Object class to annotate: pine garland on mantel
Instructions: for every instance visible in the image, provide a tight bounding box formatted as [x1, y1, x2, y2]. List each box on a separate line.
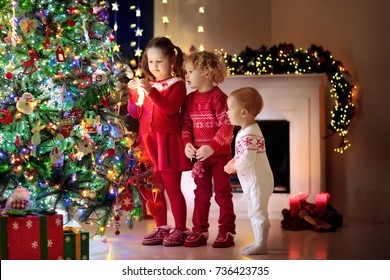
[218, 43, 356, 153]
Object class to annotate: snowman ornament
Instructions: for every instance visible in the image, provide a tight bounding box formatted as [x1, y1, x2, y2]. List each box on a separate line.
[16, 92, 36, 115]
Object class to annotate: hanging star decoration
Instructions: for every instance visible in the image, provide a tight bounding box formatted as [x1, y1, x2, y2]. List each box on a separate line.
[134, 48, 142, 57]
[112, 2, 119, 11]
[135, 28, 143, 37]
[113, 44, 120, 52]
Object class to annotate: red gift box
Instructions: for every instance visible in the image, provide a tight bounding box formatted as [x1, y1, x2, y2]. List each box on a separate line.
[0, 214, 64, 260]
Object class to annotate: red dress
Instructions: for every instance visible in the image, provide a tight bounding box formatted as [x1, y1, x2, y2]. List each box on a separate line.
[127, 77, 192, 172]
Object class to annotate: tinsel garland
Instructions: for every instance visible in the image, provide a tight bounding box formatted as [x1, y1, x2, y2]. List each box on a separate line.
[220, 43, 355, 153]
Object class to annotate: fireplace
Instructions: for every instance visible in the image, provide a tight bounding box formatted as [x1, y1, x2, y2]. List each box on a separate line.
[230, 120, 290, 194]
[181, 74, 327, 218]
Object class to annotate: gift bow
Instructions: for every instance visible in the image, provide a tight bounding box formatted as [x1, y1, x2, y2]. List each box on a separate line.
[63, 226, 82, 260]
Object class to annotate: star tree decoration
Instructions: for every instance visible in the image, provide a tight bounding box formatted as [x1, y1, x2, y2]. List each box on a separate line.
[218, 43, 356, 153]
[0, 0, 152, 234]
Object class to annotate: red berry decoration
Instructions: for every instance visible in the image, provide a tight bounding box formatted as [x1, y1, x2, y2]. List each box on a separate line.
[5, 72, 13, 79]
[67, 19, 75, 27]
[115, 230, 120, 235]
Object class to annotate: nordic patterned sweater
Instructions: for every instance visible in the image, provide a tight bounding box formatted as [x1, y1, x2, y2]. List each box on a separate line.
[181, 86, 233, 155]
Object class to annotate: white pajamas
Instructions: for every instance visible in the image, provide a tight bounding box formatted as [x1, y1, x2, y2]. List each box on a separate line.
[234, 123, 274, 229]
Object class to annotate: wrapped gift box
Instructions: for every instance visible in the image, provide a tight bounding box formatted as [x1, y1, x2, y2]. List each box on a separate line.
[0, 214, 63, 260]
[63, 229, 89, 260]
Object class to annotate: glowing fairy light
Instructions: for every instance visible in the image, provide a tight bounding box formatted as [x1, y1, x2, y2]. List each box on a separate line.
[135, 79, 145, 106]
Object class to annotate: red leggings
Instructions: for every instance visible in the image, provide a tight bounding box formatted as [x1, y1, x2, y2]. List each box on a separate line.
[141, 170, 187, 230]
[192, 154, 236, 234]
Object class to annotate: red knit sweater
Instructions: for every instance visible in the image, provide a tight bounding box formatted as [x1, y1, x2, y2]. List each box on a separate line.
[181, 86, 233, 155]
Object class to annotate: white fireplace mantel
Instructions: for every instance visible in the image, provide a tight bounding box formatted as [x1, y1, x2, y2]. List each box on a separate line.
[181, 74, 328, 219]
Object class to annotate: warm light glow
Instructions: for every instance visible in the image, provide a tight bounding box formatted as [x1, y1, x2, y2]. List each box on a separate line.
[162, 16, 169, 24]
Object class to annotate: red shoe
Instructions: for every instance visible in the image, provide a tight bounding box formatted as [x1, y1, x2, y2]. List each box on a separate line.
[142, 226, 171, 245]
[184, 232, 208, 247]
[212, 232, 235, 248]
[163, 228, 191, 247]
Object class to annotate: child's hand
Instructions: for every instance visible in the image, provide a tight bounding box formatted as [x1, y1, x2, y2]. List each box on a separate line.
[195, 145, 214, 161]
[127, 79, 138, 90]
[137, 79, 152, 95]
[184, 143, 197, 159]
[224, 159, 237, 174]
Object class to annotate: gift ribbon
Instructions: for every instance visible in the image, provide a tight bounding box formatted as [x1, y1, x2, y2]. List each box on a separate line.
[40, 216, 48, 259]
[0, 217, 8, 259]
[64, 226, 81, 260]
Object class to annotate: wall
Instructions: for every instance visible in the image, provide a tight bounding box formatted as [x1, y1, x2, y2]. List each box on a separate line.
[271, 0, 390, 223]
[154, 0, 271, 54]
[153, 0, 390, 223]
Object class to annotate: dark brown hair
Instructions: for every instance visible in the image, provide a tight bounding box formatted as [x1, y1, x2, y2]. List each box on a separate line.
[141, 37, 185, 81]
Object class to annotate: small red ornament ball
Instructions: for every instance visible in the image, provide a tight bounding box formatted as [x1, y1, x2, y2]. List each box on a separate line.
[109, 34, 115, 42]
[5, 72, 13, 79]
[115, 230, 120, 235]
[67, 19, 75, 27]
[114, 215, 120, 221]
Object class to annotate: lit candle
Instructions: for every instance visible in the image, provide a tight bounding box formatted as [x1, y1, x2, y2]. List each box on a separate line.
[315, 192, 330, 214]
[289, 194, 301, 216]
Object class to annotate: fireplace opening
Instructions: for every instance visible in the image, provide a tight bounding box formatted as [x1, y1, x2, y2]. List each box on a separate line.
[230, 120, 290, 193]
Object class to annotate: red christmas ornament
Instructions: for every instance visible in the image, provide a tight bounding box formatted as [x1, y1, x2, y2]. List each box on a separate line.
[56, 45, 65, 62]
[14, 135, 20, 146]
[115, 230, 120, 235]
[100, 95, 110, 108]
[107, 148, 115, 157]
[109, 34, 115, 42]
[67, 19, 75, 27]
[145, 187, 163, 216]
[0, 109, 13, 124]
[120, 183, 134, 211]
[5, 72, 13, 79]
[21, 50, 39, 75]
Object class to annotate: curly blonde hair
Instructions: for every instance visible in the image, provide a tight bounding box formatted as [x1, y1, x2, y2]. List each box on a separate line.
[184, 51, 227, 85]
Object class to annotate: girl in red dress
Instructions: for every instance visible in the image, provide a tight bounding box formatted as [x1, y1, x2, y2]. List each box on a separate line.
[127, 37, 192, 246]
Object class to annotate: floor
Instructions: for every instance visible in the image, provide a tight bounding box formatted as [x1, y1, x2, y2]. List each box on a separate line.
[87, 216, 390, 260]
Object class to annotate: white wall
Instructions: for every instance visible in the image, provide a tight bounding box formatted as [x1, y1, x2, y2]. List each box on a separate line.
[153, 0, 390, 223]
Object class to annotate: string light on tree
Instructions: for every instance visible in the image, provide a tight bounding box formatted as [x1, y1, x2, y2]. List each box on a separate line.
[0, 0, 149, 235]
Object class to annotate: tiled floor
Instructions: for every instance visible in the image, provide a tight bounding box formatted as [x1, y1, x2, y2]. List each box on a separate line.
[88, 216, 390, 260]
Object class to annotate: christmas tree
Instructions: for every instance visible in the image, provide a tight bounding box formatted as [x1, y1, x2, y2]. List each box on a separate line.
[0, 0, 148, 235]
